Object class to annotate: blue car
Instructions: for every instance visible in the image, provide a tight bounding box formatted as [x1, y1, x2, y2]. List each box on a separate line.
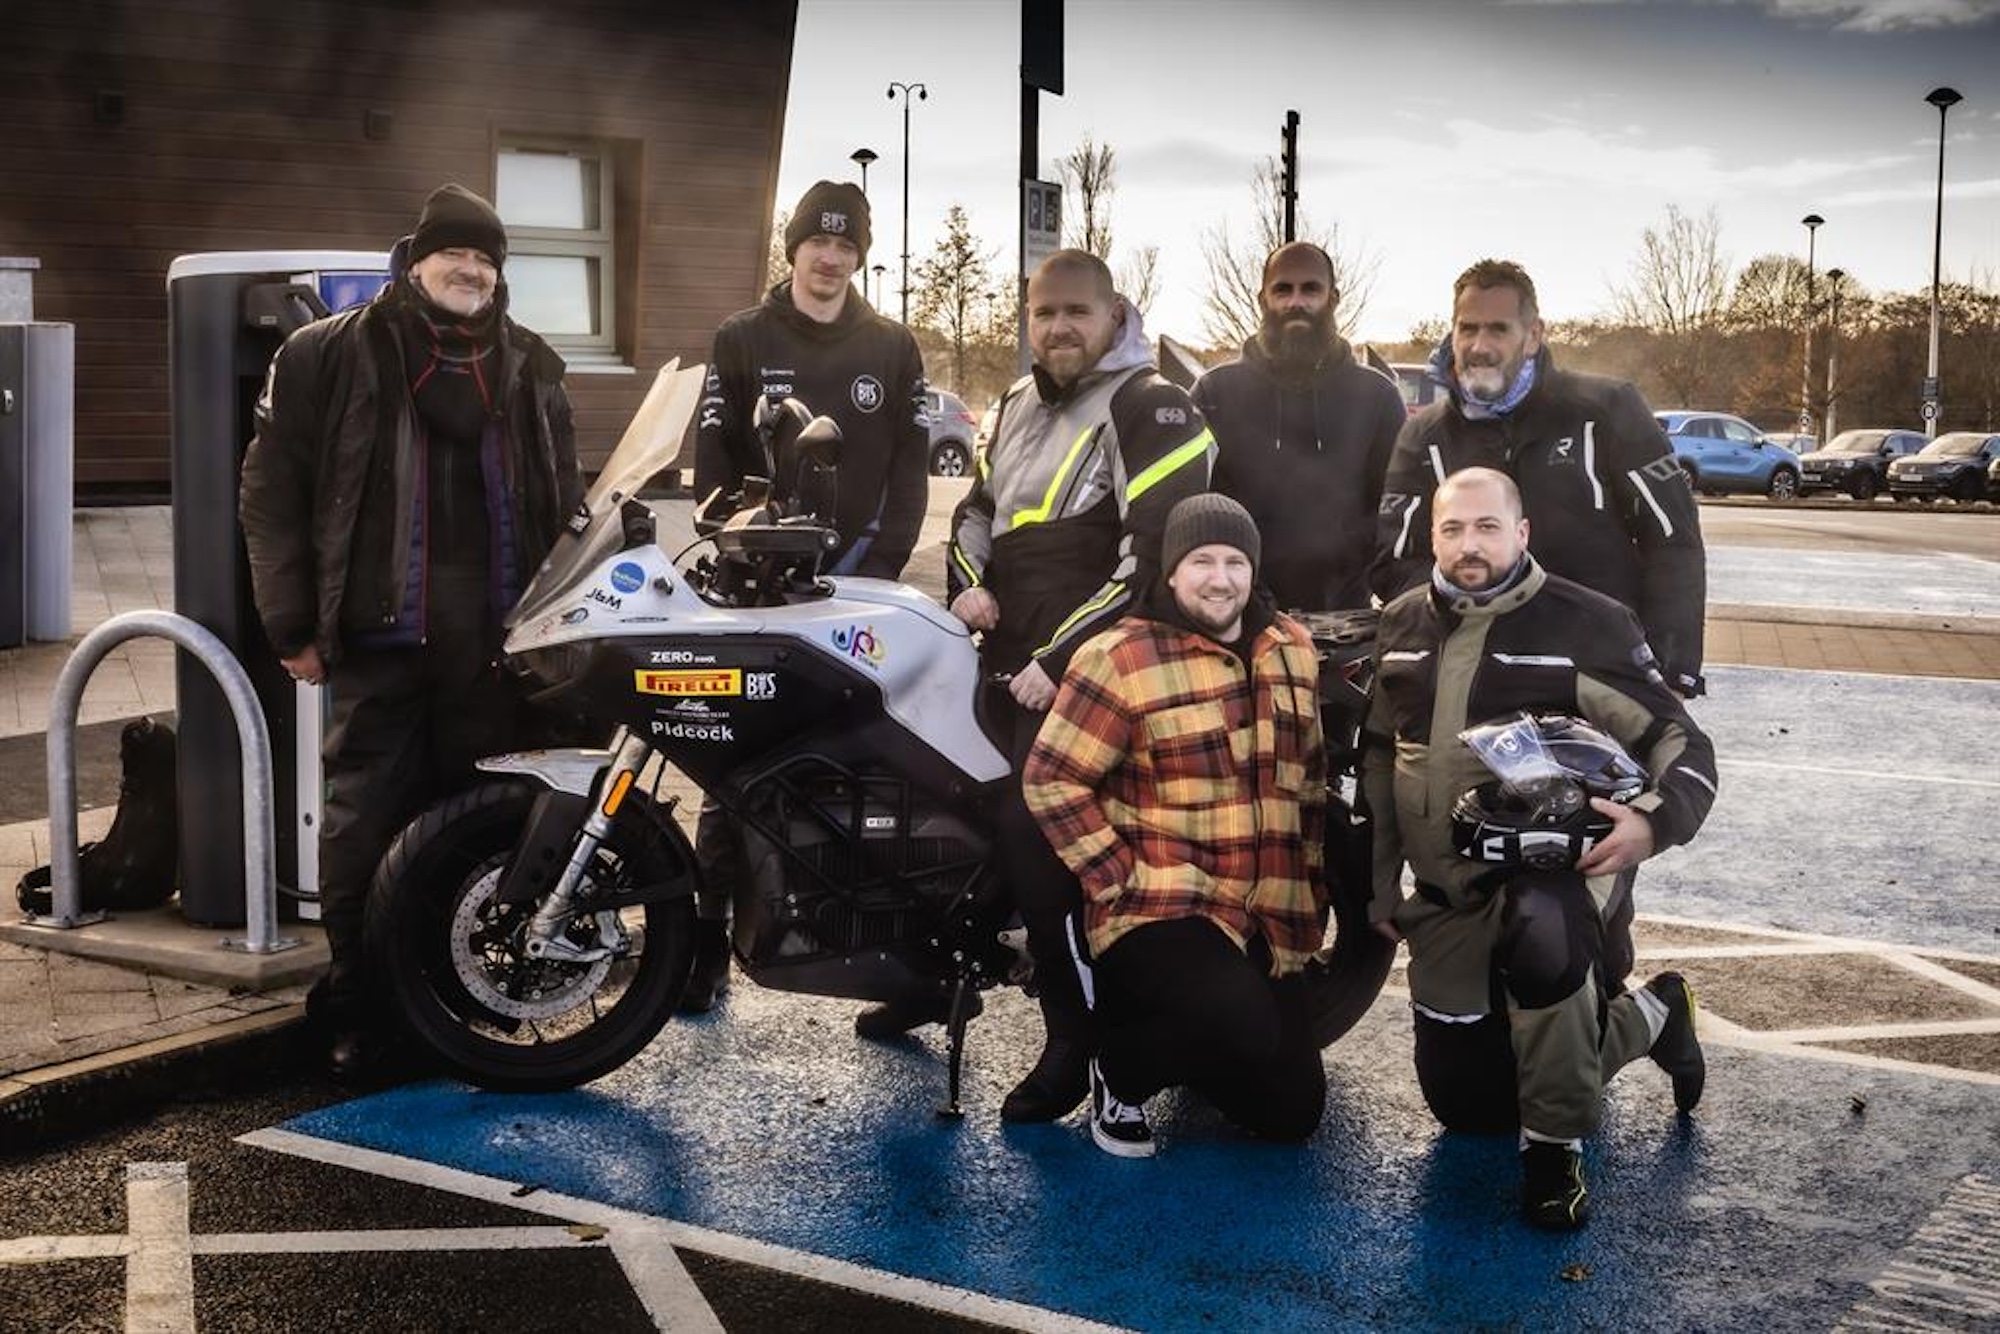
[1653, 411, 1803, 501]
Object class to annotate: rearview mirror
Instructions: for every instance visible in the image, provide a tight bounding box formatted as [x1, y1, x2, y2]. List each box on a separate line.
[796, 414, 843, 469]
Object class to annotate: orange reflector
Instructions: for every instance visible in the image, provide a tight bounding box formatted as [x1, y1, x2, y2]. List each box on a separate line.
[602, 770, 635, 818]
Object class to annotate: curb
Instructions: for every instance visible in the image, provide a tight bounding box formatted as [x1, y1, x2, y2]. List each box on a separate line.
[0, 1004, 307, 1155]
[1707, 603, 2000, 636]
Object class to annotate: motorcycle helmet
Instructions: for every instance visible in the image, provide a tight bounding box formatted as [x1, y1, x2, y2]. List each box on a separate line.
[1450, 713, 1647, 871]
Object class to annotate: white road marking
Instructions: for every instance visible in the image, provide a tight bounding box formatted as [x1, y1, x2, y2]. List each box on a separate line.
[1840, 1174, 2000, 1331]
[124, 1162, 194, 1334]
[1713, 755, 2000, 790]
[0, 1159, 724, 1334]
[239, 1127, 1132, 1334]
[1754, 1019, 2000, 1045]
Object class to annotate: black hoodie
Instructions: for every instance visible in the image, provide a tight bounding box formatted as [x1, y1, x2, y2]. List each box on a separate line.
[1192, 333, 1405, 613]
[694, 282, 929, 579]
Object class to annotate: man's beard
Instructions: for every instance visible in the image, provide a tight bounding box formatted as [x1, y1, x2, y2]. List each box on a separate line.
[1261, 304, 1334, 375]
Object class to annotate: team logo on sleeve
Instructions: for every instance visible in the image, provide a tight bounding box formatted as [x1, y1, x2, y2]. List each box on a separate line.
[851, 375, 884, 412]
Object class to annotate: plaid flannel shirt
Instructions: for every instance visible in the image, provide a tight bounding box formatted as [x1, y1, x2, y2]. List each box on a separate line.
[1022, 612, 1328, 975]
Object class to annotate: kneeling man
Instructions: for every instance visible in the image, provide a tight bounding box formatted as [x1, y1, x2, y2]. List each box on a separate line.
[1024, 494, 1328, 1157]
[1363, 466, 1716, 1228]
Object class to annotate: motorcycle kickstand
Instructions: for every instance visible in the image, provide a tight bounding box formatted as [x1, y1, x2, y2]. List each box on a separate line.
[936, 977, 976, 1121]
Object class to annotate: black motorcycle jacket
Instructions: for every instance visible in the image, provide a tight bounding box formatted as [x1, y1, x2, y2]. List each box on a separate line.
[241, 266, 581, 662]
[1193, 332, 1405, 612]
[1359, 556, 1718, 919]
[947, 302, 1214, 679]
[1368, 349, 1707, 695]
[693, 282, 929, 580]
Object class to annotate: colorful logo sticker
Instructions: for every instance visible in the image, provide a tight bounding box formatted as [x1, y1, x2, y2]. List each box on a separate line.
[634, 669, 744, 697]
[610, 561, 646, 595]
[832, 625, 885, 667]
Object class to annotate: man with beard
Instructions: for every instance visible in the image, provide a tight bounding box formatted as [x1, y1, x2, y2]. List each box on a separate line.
[685, 179, 932, 1013]
[241, 184, 583, 1079]
[1362, 466, 1714, 1228]
[944, 249, 1214, 1122]
[1024, 495, 1329, 1157]
[1370, 259, 1706, 699]
[1193, 242, 1405, 611]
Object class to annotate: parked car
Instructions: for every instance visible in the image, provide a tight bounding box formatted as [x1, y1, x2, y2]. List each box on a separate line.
[1390, 363, 1447, 416]
[925, 388, 977, 477]
[1798, 428, 1928, 500]
[1653, 411, 1804, 500]
[1989, 450, 2000, 500]
[1765, 431, 1817, 455]
[1885, 431, 2000, 503]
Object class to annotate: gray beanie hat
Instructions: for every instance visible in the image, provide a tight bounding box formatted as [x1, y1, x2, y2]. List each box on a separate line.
[1162, 493, 1261, 576]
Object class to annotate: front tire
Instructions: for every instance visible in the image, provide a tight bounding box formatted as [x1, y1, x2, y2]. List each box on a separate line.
[1766, 467, 1800, 501]
[1304, 816, 1396, 1048]
[1848, 472, 1878, 501]
[365, 781, 697, 1092]
[930, 439, 971, 478]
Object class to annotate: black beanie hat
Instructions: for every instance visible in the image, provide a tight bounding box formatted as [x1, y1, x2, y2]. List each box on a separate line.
[784, 180, 871, 263]
[410, 183, 508, 269]
[1162, 493, 1261, 576]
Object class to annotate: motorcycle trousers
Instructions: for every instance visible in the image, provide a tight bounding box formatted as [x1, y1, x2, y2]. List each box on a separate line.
[1405, 867, 1652, 1139]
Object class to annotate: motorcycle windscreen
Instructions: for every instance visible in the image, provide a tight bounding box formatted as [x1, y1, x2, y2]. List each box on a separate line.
[506, 358, 706, 631]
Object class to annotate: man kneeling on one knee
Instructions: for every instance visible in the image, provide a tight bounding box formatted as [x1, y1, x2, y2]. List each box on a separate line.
[1023, 494, 1329, 1158]
[1362, 465, 1717, 1229]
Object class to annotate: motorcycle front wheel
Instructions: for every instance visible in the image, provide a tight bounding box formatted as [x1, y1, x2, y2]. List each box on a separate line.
[1304, 812, 1397, 1048]
[365, 781, 696, 1092]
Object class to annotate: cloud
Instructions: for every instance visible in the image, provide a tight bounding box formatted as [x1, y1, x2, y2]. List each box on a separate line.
[1501, 0, 1999, 28]
[1824, 176, 2000, 205]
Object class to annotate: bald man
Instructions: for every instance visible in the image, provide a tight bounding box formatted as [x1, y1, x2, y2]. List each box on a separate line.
[1362, 466, 1717, 1231]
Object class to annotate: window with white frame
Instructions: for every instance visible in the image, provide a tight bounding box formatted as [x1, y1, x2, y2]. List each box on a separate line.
[494, 139, 618, 361]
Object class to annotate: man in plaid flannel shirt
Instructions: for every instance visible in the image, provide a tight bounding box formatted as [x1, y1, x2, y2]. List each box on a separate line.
[1023, 494, 1330, 1157]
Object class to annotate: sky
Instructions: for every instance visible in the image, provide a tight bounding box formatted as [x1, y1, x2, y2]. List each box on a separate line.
[775, 0, 2000, 347]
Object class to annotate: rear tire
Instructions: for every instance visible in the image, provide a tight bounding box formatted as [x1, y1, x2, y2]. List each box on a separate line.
[930, 439, 971, 478]
[1304, 817, 1396, 1048]
[365, 781, 696, 1092]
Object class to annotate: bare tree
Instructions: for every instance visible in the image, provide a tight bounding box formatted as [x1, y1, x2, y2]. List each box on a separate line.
[1060, 134, 1116, 259]
[912, 205, 998, 393]
[1198, 156, 1376, 347]
[1609, 205, 1731, 405]
[764, 208, 790, 293]
[1117, 244, 1161, 318]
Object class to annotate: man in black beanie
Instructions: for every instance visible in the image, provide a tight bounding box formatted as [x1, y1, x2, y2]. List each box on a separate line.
[685, 177, 931, 1011]
[241, 182, 583, 1079]
[1024, 494, 1330, 1156]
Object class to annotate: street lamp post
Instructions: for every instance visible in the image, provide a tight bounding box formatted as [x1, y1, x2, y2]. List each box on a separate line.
[849, 147, 878, 197]
[1798, 213, 1823, 438]
[871, 264, 886, 309]
[1823, 268, 1845, 441]
[886, 81, 927, 325]
[1923, 86, 1962, 438]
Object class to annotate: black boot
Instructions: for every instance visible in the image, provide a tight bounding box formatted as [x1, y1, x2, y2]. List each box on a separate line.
[679, 919, 732, 1014]
[1001, 1031, 1091, 1123]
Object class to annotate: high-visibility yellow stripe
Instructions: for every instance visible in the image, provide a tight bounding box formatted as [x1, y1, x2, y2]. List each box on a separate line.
[1036, 583, 1123, 657]
[951, 545, 981, 586]
[1125, 429, 1214, 503]
[1010, 425, 1097, 529]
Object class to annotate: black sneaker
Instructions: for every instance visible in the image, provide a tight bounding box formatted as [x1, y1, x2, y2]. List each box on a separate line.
[1088, 1059, 1155, 1158]
[1520, 1140, 1589, 1230]
[1644, 972, 1705, 1114]
[678, 920, 732, 1014]
[853, 990, 983, 1040]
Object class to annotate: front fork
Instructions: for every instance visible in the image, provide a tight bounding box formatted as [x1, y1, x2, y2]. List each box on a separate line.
[523, 727, 654, 964]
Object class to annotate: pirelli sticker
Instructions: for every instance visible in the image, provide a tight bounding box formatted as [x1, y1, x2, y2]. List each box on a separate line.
[634, 668, 742, 697]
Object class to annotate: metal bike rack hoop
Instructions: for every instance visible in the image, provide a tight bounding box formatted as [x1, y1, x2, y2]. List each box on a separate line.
[33, 610, 299, 954]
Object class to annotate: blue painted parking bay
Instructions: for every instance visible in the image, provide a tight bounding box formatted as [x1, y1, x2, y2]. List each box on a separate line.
[276, 665, 2000, 1331]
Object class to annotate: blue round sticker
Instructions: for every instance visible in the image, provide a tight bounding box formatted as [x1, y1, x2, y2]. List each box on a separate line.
[609, 561, 645, 595]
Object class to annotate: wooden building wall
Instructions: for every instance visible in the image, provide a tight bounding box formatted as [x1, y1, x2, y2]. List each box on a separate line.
[0, 0, 796, 488]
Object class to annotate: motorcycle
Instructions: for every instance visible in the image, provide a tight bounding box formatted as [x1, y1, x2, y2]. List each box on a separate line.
[365, 360, 1392, 1109]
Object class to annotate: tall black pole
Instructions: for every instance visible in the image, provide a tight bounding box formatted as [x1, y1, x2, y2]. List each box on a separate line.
[1282, 110, 1299, 243]
[1924, 86, 1961, 438]
[1019, 82, 1038, 375]
[887, 82, 926, 326]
